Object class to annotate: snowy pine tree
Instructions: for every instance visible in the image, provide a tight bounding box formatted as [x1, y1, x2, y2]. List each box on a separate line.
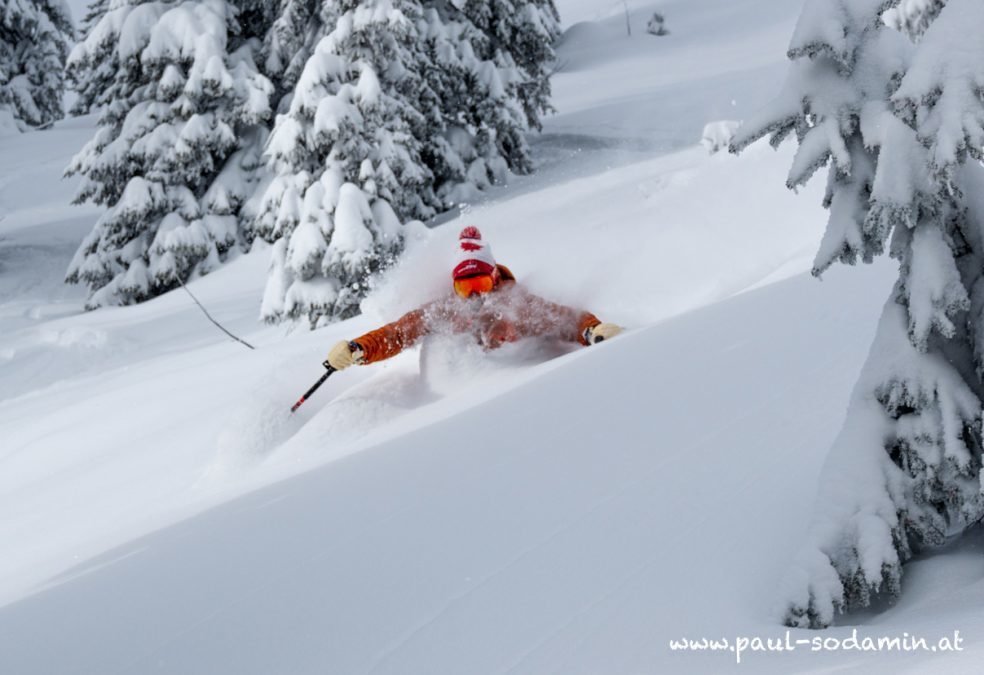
[418, 0, 559, 203]
[452, 0, 560, 133]
[255, 0, 423, 325]
[731, 0, 984, 628]
[0, 0, 73, 130]
[66, 0, 274, 308]
[255, 0, 560, 326]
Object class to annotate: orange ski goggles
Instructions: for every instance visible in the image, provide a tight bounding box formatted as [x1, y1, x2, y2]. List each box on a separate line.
[453, 273, 495, 298]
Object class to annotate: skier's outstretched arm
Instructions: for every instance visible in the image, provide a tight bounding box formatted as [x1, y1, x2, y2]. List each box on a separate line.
[519, 291, 622, 345]
[327, 307, 431, 369]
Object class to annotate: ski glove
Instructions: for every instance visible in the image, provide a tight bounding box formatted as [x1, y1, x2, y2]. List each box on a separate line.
[585, 323, 623, 344]
[326, 340, 365, 370]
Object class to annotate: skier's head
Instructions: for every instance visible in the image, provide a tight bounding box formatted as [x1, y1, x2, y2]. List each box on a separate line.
[452, 226, 499, 298]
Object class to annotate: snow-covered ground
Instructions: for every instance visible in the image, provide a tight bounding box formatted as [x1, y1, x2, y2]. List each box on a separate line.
[2, 1, 979, 673]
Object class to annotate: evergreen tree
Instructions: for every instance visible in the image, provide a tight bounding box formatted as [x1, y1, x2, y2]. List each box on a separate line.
[65, 0, 274, 309]
[256, 0, 560, 326]
[419, 0, 560, 190]
[452, 0, 560, 132]
[256, 0, 423, 325]
[417, 0, 552, 204]
[0, 0, 73, 130]
[731, 0, 984, 628]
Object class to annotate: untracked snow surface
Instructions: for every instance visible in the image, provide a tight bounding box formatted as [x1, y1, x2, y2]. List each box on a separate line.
[2, 1, 981, 674]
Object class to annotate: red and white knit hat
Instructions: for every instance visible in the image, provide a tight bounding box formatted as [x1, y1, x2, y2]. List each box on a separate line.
[452, 226, 496, 280]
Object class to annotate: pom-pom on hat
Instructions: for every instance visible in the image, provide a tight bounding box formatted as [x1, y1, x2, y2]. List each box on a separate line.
[452, 226, 497, 280]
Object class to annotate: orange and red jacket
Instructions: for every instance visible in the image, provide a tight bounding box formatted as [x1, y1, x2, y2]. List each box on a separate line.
[353, 265, 601, 365]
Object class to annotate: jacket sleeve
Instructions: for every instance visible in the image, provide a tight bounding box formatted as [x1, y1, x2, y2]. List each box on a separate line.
[352, 307, 431, 364]
[517, 291, 601, 346]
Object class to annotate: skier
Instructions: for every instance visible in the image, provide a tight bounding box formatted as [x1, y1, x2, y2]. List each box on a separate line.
[326, 227, 623, 370]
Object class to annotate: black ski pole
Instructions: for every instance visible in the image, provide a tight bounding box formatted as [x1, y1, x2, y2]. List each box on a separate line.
[290, 362, 337, 413]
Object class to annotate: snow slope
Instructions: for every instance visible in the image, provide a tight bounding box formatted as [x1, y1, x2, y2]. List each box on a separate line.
[1, 261, 908, 675]
[2, 1, 978, 673]
[0, 134, 828, 615]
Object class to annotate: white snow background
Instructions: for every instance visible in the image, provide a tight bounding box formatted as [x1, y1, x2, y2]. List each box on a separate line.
[3, 0, 982, 673]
